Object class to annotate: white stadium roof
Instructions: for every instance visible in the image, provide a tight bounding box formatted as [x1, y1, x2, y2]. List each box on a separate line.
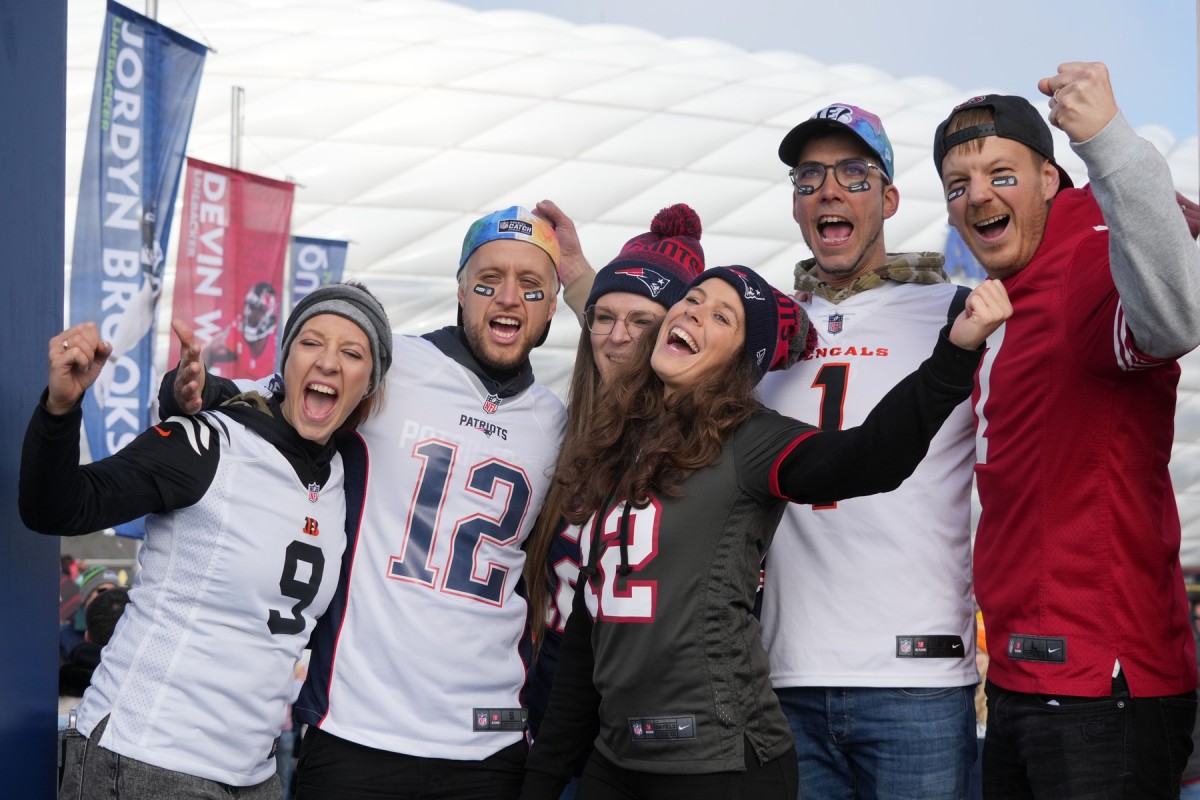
[65, 0, 1200, 564]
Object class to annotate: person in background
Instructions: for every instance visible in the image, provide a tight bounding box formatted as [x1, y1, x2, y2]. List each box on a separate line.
[934, 62, 1200, 797]
[522, 203, 705, 798]
[1182, 580, 1200, 800]
[758, 102, 980, 800]
[59, 566, 123, 663]
[23, 282, 392, 797]
[59, 587, 131, 700]
[59, 556, 81, 627]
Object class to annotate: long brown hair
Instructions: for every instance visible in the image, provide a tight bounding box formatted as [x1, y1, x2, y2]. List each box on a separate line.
[556, 329, 760, 519]
[523, 323, 761, 642]
[523, 328, 607, 643]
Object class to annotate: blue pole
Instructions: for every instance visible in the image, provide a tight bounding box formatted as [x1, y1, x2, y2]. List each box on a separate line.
[0, 1, 68, 796]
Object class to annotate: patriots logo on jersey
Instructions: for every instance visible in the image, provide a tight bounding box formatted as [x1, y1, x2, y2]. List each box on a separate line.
[307, 482, 321, 502]
[614, 267, 671, 298]
[483, 393, 501, 414]
[828, 313, 844, 334]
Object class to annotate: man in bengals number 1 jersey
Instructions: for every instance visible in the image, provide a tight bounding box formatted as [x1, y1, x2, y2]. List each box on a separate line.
[757, 104, 981, 799]
[161, 206, 567, 800]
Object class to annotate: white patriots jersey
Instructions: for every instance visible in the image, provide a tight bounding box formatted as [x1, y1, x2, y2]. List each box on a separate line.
[310, 334, 566, 759]
[77, 413, 346, 786]
[758, 281, 979, 688]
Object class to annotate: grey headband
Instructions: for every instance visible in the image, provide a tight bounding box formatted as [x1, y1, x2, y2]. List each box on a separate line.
[280, 284, 393, 394]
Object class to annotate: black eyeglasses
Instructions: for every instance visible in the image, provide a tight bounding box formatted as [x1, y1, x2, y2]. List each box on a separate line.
[788, 158, 888, 195]
[585, 306, 661, 337]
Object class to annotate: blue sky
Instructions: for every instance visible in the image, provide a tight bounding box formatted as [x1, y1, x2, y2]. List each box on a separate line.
[458, 0, 1198, 140]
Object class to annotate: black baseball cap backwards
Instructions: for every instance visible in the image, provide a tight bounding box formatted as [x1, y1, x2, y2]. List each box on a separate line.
[933, 94, 1073, 190]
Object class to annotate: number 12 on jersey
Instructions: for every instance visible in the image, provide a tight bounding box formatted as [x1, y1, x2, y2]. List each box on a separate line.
[387, 439, 532, 606]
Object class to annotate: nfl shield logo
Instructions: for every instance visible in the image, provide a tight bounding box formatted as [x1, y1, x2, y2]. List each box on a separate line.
[307, 483, 321, 503]
[828, 313, 844, 334]
[899, 638, 912, 655]
[632, 722, 643, 737]
[477, 711, 488, 728]
[483, 393, 500, 414]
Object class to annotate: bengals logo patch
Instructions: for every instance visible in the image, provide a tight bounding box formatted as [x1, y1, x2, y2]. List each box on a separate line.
[301, 517, 320, 537]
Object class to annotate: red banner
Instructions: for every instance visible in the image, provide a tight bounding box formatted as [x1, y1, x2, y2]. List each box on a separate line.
[171, 157, 295, 379]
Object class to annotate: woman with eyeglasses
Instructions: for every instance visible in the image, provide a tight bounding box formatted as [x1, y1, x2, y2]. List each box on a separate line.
[518, 252, 1011, 798]
[522, 204, 705, 756]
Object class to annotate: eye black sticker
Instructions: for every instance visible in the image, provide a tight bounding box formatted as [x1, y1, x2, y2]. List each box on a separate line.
[474, 284, 495, 297]
[523, 290, 545, 301]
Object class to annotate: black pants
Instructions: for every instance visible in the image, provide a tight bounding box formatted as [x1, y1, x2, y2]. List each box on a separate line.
[295, 726, 526, 800]
[575, 737, 797, 799]
[982, 679, 1197, 799]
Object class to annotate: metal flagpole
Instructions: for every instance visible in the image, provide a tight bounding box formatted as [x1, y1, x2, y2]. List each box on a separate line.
[231, 86, 245, 170]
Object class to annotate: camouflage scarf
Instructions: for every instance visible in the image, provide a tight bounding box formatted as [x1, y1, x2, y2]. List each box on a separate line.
[793, 252, 948, 304]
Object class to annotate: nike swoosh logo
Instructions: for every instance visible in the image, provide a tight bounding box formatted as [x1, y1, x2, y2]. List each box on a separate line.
[678, 724, 690, 731]
[952, 643, 962, 649]
[1048, 648, 1061, 653]
[153, 425, 171, 437]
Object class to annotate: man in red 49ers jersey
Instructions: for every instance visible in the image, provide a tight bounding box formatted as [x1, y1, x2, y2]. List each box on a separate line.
[935, 63, 1200, 798]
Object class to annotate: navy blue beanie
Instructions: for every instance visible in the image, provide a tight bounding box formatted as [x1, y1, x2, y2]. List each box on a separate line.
[690, 266, 814, 384]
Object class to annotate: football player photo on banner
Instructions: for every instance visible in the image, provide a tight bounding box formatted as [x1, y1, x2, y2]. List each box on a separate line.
[68, 0, 206, 536]
[170, 157, 295, 380]
[290, 235, 348, 308]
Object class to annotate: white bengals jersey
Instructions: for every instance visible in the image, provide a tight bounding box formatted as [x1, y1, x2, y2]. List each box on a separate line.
[302, 333, 566, 759]
[77, 412, 346, 786]
[758, 281, 979, 688]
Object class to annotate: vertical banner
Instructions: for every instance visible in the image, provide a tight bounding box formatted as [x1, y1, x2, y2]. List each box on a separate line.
[171, 158, 295, 381]
[290, 235, 348, 309]
[69, 1, 206, 536]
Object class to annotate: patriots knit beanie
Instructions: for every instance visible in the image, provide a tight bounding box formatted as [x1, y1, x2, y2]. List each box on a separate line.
[280, 282, 394, 394]
[586, 204, 705, 311]
[692, 266, 816, 384]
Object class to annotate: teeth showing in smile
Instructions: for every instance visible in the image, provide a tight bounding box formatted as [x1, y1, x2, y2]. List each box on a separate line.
[974, 214, 1010, 237]
[817, 215, 853, 244]
[669, 326, 698, 353]
[308, 383, 335, 395]
[491, 316, 520, 339]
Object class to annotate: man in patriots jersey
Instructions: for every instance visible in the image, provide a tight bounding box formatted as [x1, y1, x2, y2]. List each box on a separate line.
[758, 103, 979, 798]
[164, 206, 566, 800]
[935, 63, 1200, 797]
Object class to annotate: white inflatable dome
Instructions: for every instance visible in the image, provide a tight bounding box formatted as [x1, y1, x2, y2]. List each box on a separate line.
[64, 0, 1200, 564]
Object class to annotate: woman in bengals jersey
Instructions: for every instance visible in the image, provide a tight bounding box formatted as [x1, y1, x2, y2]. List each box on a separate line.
[21, 282, 392, 799]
